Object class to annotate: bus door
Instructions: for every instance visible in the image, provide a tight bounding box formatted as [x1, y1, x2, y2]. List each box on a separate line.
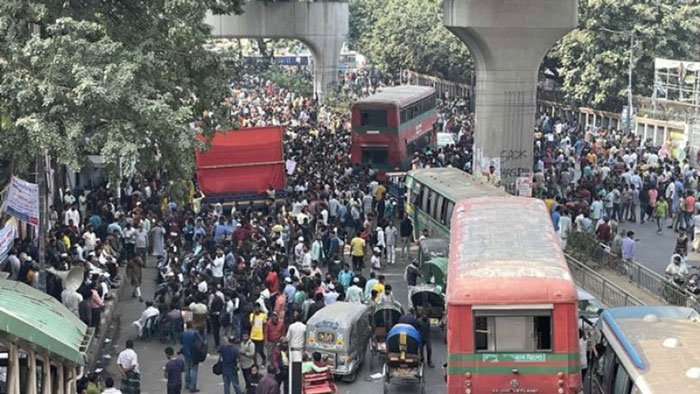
[360, 146, 390, 168]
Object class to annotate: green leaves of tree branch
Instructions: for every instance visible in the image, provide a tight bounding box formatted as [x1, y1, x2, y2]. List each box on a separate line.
[0, 0, 245, 183]
[348, 0, 472, 82]
[549, 0, 700, 110]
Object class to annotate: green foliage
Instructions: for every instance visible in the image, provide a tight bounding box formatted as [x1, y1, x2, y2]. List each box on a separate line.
[550, 0, 700, 110]
[348, 0, 472, 82]
[0, 0, 245, 183]
[261, 66, 314, 97]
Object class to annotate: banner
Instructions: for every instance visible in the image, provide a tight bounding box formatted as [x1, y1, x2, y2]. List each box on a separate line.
[4, 176, 40, 226]
[196, 127, 286, 195]
[0, 223, 17, 263]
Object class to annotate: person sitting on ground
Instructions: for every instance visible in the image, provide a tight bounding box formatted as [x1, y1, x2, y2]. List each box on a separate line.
[301, 352, 330, 374]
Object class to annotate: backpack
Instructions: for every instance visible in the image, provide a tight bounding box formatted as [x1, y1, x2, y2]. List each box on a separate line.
[403, 265, 410, 283]
[193, 335, 208, 363]
[220, 311, 231, 327]
[210, 295, 224, 315]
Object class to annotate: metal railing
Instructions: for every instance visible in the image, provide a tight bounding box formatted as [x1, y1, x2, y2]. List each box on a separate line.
[567, 231, 700, 311]
[566, 255, 644, 308]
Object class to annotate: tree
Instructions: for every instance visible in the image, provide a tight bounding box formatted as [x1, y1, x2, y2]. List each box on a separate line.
[0, 0, 245, 183]
[549, 0, 700, 111]
[348, 0, 472, 82]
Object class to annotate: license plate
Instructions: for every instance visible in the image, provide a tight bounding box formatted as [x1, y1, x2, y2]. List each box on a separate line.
[429, 318, 440, 325]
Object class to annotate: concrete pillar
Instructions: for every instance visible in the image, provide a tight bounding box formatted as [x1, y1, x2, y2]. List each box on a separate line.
[443, 0, 577, 192]
[644, 122, 648, 141]
[205, 1, 348, 102]
[57, 364, 65, 394]
[7, 342, 20, 394]
[27, 351, 37, 394]
[305, 35, 343, 102]
[42, 356, 52, 394]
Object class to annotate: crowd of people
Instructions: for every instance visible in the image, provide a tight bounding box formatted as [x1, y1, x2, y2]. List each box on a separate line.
[20, 69, 432, 394]
[2, 63, 695, 394]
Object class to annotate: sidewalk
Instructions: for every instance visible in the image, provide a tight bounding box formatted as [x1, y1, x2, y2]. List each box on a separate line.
[591, 265, 664, 306]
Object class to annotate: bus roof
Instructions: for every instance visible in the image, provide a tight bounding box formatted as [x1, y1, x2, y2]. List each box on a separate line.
[407, 168, 508, 202]
[352, 85, 435, 107]
[447, 197, 576, 305]
[601, 306, 700, 393]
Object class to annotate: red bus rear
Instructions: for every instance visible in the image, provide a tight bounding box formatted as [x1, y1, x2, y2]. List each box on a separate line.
[350, 86, 437, 171]
[447, 197, 581, 394]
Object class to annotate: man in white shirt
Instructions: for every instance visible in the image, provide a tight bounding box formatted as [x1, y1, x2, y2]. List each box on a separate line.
[211, 249, 225, 286]
[117, 340, 140, 393]
[286, 316, 307, 351]
[322, 284, 339, 305]
[61, 287, 83, 317]
[384, 222, 397, 265]
[346, 278, 364, 303]
[64, 204, 81, 228]
[101, 377, 122, 394]
[133, 301, 160, 338]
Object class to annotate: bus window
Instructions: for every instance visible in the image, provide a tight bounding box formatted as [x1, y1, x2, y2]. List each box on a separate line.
[412, 183, 423, 206]
[361, 147, 389, 167]
[612, 361, 632, 394]
[436, 196, 446, 224]
[474, 312, 552, 352]
[445, 202, 454, 227]
[361, 110, 387, 127]
[429, 191, 438, 218]
[421, 187, 430, 212]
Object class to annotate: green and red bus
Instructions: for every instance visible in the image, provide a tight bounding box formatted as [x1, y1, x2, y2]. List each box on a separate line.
[447, 197, 581, 394]
[350, 85, 437, 170]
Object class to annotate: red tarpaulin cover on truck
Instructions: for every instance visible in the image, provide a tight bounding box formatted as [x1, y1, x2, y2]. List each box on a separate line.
[195, 127, 285, 195]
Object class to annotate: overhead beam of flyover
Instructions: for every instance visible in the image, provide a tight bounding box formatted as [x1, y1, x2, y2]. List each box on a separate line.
[205, 1, 349, 102]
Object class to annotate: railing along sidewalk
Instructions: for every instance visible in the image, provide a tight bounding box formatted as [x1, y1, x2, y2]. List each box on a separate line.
[565, 254, 644, 308]
[567, 232, 700, 312]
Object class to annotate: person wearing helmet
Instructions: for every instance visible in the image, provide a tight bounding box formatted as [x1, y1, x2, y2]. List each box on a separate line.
[665, 254, 689, 285]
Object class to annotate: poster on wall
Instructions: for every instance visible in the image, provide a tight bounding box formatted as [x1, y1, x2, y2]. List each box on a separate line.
[479, 156, 501, 186]
[0, 223, 17, 262]
[516, 173, 533, 197]
[4, 176, 40, 226]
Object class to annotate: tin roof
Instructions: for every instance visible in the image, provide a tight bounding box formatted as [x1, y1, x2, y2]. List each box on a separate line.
[0, 279, 89, 365]
[353, 85, 435, 107]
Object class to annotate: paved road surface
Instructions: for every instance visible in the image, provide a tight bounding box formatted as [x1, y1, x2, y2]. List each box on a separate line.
[610, 215, 689, 273]
[106, 249, 446, 393]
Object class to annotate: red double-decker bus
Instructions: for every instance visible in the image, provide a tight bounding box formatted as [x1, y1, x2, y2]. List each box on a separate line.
[350, 85, 437, 170]
[447, 197, 581, 394]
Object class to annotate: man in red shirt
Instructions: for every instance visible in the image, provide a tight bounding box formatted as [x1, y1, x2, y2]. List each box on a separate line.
[685, 190, 696, 230]
[264, 313, 285, 362]
[265, 265, 280, 294]
[596, 218, 612, 245]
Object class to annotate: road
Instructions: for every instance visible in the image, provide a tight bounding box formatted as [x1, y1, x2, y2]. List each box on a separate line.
[611, 215, 691, 274]
[106, 248, 446, 393]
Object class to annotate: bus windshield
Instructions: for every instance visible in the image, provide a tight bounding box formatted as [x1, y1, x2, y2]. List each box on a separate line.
[360, 110, 387, 127]
[475, 310, 553, 352]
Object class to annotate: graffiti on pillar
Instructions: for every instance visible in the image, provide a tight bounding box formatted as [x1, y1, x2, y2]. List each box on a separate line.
[501, 167, 531, 179]
[478, 157, 501, 186]
[499, 149, 528, 163]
